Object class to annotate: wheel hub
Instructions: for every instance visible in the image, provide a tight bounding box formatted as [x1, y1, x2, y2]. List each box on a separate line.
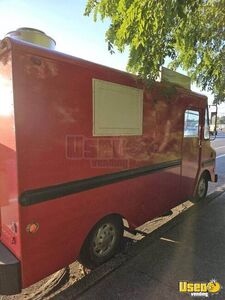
[198, 178, 206, 198]
[93, 223, 116, 257]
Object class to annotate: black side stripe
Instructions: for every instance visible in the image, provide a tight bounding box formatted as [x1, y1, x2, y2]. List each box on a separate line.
[19, 159, 181, 206]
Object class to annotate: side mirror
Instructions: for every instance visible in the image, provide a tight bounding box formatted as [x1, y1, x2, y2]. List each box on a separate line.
[210, 130, 217, 141]
[209, 104, 218, 141]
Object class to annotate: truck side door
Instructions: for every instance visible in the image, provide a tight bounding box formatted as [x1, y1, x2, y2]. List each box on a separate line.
[181, 109, 202, 200]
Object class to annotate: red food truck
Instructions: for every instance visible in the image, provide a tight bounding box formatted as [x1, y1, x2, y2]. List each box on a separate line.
[0, 34, 217, 294]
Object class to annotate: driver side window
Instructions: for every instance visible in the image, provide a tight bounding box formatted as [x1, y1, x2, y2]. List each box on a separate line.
[184, 110, 199, 137]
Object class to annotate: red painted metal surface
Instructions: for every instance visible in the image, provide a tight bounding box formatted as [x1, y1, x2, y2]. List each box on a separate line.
[0, 37, 217, 289]
[0, 50, 21, 259]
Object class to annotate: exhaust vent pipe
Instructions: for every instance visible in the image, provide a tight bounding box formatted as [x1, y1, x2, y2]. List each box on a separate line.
[6, 28, 56, 50]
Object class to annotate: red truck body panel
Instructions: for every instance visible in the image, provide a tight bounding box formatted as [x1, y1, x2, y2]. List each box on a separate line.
[0, 38, 217, 291]
[0, 50, 21, 259]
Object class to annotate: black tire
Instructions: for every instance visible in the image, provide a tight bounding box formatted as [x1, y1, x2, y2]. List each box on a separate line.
[193, 173, 208, 203]
[79, 215, 124, 269]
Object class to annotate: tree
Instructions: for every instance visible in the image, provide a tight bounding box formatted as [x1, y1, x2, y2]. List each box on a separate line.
[85, 0, 225, 102]
[218, 116, 225, 124]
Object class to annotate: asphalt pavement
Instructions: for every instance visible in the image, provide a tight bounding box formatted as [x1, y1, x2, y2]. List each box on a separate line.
[73, 133, 225, 300]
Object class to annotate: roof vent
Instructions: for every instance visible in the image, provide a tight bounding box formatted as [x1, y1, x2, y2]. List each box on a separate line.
[6, 27, 56, 49]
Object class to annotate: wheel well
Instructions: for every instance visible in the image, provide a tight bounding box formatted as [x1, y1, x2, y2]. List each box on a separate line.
[202, 170, 212, 182]
[94, 213, 124, 226]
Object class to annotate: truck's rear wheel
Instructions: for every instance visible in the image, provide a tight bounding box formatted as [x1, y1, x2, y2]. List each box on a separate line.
[79, 215, 123, 269]
[193, 173, 208, 202]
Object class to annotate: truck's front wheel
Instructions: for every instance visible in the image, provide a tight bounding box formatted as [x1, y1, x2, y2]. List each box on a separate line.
[79, 215, 123, 269]
[193, 173, 208, 202]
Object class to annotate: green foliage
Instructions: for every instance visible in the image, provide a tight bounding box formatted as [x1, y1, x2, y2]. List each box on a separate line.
[218, 116, 225, 124]
[85, 0, 225, 102]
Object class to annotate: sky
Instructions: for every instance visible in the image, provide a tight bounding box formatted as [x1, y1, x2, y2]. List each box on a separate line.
[0, 0, 224, 115]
